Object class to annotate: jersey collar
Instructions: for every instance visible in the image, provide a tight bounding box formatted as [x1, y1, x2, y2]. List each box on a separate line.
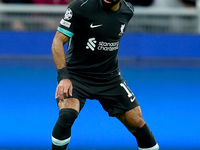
[99, 0, 122, 13]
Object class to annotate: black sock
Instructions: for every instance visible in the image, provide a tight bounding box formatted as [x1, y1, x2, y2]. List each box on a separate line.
[52, 108, 78, 150]
[133, 123, 159, 149]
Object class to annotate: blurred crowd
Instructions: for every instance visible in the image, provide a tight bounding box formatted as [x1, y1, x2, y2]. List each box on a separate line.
[0, 0, 71, 5]
[0, 0, 196, 31]
[0, 0, 197, 7]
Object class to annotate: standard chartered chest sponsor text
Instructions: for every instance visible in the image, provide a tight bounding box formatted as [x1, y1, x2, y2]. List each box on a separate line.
[97, 41, 119, 51]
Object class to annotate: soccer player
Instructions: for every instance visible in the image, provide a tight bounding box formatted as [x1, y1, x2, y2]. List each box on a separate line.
[51, 0, 160, 149]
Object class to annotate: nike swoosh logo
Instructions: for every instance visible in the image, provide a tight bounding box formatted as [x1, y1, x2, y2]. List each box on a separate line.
[130, 97, 136, 102]
[90, 23, 102, 28]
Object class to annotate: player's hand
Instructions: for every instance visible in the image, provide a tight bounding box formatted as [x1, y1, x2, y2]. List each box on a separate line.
[55, 79, 73, 101]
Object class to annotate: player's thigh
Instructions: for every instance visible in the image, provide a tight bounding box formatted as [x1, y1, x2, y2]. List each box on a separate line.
[115, 106, 145, 132]
[57, 98, 81, 113]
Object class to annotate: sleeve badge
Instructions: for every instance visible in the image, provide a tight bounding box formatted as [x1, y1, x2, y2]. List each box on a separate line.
[64, 8, 73, 20]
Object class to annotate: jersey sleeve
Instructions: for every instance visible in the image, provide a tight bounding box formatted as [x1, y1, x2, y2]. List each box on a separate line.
[57, 0, 83, 38]
[124, 1, 134, 17]
[126, 2, 134, 14]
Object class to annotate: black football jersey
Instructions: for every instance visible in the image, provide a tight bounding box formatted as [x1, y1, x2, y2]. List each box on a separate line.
[58, 0, 134, 77]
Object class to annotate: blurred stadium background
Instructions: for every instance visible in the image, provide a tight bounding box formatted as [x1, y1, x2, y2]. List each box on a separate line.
[0, 0, 200, 150]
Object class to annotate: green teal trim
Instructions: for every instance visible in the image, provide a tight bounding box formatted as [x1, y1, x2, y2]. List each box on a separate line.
[81, 0, 89, 7]
[57, 27, 74, 38]
[123, 0, 134, 14]
[52, 136, 71, 146]
[52, 140, 70, 146]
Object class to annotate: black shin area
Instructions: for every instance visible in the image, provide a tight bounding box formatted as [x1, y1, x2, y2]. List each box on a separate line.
[133, 123, 157, 149]
[52, 108, 78, 150]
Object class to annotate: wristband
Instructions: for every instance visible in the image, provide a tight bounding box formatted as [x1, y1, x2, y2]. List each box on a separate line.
[57, 67, 70, 81]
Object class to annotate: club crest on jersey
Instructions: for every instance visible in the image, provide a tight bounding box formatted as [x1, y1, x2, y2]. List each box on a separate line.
[118, 24, 125, 36]
[64, 8, 73, 20]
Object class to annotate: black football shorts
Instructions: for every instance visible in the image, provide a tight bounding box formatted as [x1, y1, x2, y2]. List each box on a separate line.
[57, 72, 140, 117]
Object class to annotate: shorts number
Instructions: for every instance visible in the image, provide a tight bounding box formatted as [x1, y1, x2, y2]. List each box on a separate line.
[120, 82, 133, 98]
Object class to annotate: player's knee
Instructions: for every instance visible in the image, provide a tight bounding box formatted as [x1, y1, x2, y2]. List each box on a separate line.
[134, 116, 145, 128]
[128, 117, 145, 133]
[57, 98, 80, 113]
[126, 108, 145, 131]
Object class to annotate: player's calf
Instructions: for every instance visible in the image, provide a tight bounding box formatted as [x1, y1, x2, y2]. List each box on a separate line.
[52, 108, 78, 150]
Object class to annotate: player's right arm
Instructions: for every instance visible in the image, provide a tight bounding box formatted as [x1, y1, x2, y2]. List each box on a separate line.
[52, 31, 73, 100]
[52, 31, 69, 70]
[52, 0, 83, 100]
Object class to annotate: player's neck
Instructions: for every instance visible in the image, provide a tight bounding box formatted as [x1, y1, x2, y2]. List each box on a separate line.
[111, 2, 121, 11]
